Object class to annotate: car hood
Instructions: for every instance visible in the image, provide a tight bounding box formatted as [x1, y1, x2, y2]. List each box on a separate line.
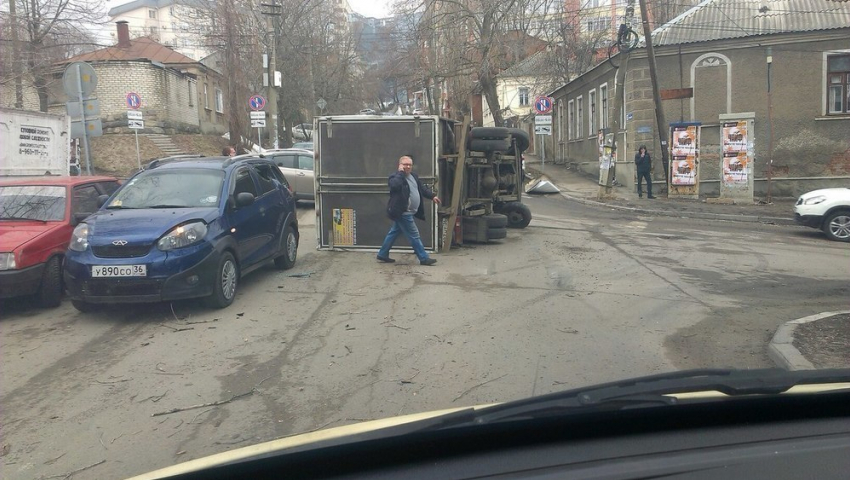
[799, 188, 850, 200]
[85, 208, 218, 245]
[0, 222, 63, 251]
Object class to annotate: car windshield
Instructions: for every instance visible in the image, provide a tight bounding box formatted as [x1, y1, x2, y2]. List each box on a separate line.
[0, 185, 66, 221]
[108, 169, 225, 209]
[5, 1, 850, 480]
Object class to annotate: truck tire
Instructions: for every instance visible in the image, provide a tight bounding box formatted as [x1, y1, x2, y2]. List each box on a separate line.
[488, 227, 507, 240]
[507, 128, 530, 153]
[483, 213, 508, 228]
[37, 256, 63, 308]
[469, 138, 511, 154]
[469, 127, 510, 140]
[500, 202, 532, 228]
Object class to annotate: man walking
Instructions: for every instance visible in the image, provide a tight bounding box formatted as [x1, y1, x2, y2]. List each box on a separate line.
[377, 156, 440, 265]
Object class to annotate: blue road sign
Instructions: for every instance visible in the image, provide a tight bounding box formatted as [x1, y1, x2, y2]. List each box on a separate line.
[533, 96, 553, 114]
[126, 92, 142, 110]
[249, 94, 267, 111]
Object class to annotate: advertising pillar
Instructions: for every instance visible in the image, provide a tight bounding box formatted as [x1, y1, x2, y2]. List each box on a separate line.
[719, 112, 755, 202]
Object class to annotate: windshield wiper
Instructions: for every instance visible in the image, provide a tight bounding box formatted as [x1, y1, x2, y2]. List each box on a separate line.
[0, 216, 48, 222]
[148, 204, 189, 209]
[105, 205, 136, 209]
[419, 368, 850, 430]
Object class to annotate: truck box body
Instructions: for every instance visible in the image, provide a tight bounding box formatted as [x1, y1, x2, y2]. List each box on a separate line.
[315, 116, 451, 252]
[0, 108, 69, 176]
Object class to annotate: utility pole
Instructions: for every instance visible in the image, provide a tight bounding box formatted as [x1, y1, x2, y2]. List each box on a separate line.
[638, 0, 670, 192]
[262, 2, 281, 149]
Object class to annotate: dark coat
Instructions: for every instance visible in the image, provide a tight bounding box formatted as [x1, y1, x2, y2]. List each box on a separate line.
[634, 151, 652, 173]
[386, 171, 435, 221]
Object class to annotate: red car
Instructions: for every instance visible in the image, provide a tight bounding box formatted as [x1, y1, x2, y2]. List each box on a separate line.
[0, 176, 121, 307]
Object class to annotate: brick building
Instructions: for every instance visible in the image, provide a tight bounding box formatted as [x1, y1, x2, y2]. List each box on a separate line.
[549, 0, 850, 198]
[51, 22, 228, 136]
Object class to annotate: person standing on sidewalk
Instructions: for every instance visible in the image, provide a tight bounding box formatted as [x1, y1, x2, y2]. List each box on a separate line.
[634, 145, 655, 199]
[377, 156, 441, 265]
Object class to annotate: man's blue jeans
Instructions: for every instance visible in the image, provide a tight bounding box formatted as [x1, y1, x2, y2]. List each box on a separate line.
[378, 213, 429, 261]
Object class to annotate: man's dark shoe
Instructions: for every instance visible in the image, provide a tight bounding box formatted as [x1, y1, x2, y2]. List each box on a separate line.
[647, 195, 656, 199]
[420, 258, 437, 266]
[377, 255, 396, 263]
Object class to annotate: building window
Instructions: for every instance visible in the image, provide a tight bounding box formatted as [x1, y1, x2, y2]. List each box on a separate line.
[215, 88, 224, 113]
[600, 84, 609, 129]
[585, 16, 608, 33]
[518, 87, 530, 106]
[827, 54, 850, 114]
[149, 9, 157, 19]
[576, 96, 583, 139]
[149, 26, 158, 36]
[203, 84, 210, 110]
[588, 89, 596, 136]
[188, 80, 194, 107]
[568, 100, 575, 140]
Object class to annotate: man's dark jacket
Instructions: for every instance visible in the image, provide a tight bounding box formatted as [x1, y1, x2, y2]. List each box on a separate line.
[386, 171, 435, 221]
[634, 152, 652, 173]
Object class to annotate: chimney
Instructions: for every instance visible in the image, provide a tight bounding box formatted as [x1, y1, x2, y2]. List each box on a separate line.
[117, 21, 131, 48]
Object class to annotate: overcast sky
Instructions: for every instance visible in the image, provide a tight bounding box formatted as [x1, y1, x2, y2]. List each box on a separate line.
[348, 0, 391, 18]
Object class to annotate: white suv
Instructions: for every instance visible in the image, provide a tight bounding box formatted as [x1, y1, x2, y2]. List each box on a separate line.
[794, 188, 850, 242]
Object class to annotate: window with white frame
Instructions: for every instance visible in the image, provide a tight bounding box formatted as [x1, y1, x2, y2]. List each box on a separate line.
[576, 96, 583, 139]
[518, 87, 530, 106]
[588, 89, 596, 136]
[204, 83, 209, 110]
[600, 84, 609, 129]
[149, 9, 157, 18]
[188, 80, 194, 107]
[215, 88, 223, 113]
[827, 53, 850, 115]
[557, 101, 565, 142]
[568, 99, 575, 140]
[585, 16, 608, 33]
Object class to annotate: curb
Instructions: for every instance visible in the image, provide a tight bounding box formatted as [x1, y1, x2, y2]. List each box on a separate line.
[767, 311, 850, 370]
[527, 168, 796, 226]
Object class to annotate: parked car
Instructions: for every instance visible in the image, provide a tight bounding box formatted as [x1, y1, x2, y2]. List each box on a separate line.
[262, 148, 315, 201]
[0, 176, 121, 307]
[794, 187, 850, 242]
[292, 141, 313, 151]
[63, 156, 299, 311]
[292, 123, 313, 140]
[358, 108, 377, 115]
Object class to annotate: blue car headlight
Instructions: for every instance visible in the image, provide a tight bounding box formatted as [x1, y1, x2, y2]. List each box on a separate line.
[157, 221, 208, 251]
[69, 223, 90, 252]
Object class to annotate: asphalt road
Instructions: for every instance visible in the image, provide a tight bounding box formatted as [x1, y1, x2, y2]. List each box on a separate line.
[2, 194, 847, 479]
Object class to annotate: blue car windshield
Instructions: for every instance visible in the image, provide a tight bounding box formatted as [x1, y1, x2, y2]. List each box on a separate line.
[108, 169, 225, 209]
[0, 185, 66, 221]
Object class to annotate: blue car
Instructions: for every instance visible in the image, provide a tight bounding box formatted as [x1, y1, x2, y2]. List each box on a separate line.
[64, 156, 299, 311]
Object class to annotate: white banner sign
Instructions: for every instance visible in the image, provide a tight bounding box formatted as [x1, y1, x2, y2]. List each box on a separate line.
[251, 119, 266, 128]
[127, 110, 143, 120]
[250, 111, 266, 119]
[128, 119, 144, 129]
[535, 115, 552, 125]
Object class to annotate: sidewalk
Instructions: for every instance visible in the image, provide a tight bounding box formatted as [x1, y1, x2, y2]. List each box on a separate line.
[524, 158, 847, 371]
[524, 158, 796, 226]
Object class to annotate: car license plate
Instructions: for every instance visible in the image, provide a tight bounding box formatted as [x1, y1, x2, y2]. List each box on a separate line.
[92, 265, 147, 277]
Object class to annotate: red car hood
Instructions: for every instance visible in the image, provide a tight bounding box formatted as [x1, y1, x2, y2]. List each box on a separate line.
[0, 222, 61, 251]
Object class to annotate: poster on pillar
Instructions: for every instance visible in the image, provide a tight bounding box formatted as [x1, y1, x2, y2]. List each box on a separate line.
[669, 123, 700, 187]
[723, 152, 748, 184]
[671, 125, 698, 156]
[671, 155, 697, 186]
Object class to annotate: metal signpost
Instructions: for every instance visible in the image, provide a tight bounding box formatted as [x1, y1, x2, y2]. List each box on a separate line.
[126, 92, 143, 170]
[249, 95, 266, 151]
[64, 62, 100, 175]
[317, 97, 327, 115]
[533, 96, 554, 171]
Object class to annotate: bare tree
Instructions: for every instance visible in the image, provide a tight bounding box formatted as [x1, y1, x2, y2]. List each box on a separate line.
[1, 0, 106, 111]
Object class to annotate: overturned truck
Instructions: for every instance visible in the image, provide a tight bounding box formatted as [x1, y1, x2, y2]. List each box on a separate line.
[314, 115, 531, 253]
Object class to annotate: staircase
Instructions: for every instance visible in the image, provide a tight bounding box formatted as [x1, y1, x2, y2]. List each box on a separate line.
[145, 134, 184, 156]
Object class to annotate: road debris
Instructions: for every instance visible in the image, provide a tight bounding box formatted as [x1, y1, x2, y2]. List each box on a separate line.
[152, 389, 255, 417]
[44, 459, 105, 479]
[452, 374, 508, 403]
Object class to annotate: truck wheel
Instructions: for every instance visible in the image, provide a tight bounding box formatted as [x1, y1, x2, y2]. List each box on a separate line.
[488, 227, 507, 240]
[483, 213, 508, 228]
[507, 128, 530, 153]
[72, 299, 96, 313]
[37, 256, 63, 308]
[469, 127, 510, 140]
[469, 138, 511, 153]
[205, 252, 238, 308]
[274, 224, 299, 269]
[823, 210, 850, 242]
[501, 202, 532, 228]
